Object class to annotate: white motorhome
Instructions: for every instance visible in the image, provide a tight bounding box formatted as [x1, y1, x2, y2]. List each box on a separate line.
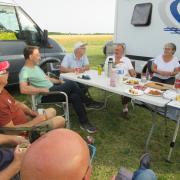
[113, 0, 180, 73]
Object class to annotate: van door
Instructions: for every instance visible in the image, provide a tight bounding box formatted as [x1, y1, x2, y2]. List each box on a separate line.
[0, 4, 45, 84]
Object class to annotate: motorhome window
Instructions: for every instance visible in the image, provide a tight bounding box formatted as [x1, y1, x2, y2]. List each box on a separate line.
[0, 5, 19, 40]
[16, 7, 41, 46]
[131, 3, 152, 26]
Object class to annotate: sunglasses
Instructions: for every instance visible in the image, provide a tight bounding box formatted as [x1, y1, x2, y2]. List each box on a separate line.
[82, 144, 96, 180]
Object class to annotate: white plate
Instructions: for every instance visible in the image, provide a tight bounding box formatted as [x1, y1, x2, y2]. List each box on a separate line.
[163, 90, 177, 100]
[124, 79, 140, 85]
[144, 88, 162, 97]
[125, 88, 144, 96]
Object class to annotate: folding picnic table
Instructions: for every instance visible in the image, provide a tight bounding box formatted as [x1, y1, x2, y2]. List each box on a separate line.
[60, 70, 176, 159]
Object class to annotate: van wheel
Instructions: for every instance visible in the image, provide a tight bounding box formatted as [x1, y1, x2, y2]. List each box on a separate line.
[41, 60, 61, 78]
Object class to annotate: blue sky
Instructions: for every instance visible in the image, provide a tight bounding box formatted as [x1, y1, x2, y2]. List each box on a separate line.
[14, 0, 116, 33]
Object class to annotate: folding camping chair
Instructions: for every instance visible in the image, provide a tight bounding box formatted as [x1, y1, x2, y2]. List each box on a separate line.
[31, 91, 70, 128]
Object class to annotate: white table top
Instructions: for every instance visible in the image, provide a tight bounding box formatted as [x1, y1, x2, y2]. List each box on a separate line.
[167, 101, 180, 109]
[60, 70, 171, 108]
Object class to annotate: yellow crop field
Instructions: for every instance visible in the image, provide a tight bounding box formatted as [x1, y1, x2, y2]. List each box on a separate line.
[49, 34, 113, 52]
[50, 34, 113, 67]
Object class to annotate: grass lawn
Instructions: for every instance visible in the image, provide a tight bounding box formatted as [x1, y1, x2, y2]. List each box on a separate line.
[15, 35, 180, 180]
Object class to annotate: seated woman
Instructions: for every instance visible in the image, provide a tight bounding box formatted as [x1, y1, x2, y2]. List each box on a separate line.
[151, 43, 180, 85]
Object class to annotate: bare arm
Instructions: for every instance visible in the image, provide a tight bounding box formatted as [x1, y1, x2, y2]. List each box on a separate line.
[15, 101, 37, 117]
[48, 77, 64, 84]
[4, 114, 47, 128]
[152, 63, 180, 76]
[0, 134, 26, 145]
[60, 65, 90, 73]
[20, 82, 49, 95]
[129, 69, 136, 77]
[0, 146, 27, 180]
[60, 66, 75, 73]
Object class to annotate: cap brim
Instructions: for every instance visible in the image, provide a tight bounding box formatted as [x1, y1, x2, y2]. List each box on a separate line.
[0, 61, 10, 71]
[81, 43, 87, 47]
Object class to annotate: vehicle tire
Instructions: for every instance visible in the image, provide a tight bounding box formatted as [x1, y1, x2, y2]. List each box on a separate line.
[40, 59, 61, 78]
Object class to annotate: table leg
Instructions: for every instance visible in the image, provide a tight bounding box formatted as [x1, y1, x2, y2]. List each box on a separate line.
[145, 110, 157, 152]
[167, 113, 180, 162]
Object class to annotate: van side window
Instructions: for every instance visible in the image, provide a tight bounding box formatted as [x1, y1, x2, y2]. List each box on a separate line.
[0, 5, 19, 40]
[16, 7, 41, 46]
[131, 3, 152, 26]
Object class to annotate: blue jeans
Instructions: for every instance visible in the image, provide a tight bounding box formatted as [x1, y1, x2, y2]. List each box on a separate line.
[133, 168, 157, 180]
[41, 80, 89, 125]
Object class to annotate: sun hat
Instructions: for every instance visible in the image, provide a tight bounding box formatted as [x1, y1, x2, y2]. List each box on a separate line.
[74, 42, 87, 51]
[0, 61, 10, 75]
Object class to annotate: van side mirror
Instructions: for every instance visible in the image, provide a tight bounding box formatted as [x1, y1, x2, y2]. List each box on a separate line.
[42, 29, 48, 45]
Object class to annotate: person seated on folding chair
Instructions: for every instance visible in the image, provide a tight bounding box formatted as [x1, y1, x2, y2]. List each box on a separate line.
[151, 42, 180, 85]
[0, 61, 65, 131]
[150, 42, 180, 121]
[60, 41, 103, 109]
[19, 46, 97, 133]
[0, 134, 28, 180]
[21, 129, 95, 180]
[105, 44, 136, 118]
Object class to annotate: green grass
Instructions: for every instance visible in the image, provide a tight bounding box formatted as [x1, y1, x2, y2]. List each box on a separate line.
[14, 35, 180, 180]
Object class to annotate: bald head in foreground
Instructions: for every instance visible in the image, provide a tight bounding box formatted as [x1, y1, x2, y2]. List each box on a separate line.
[20, 129, 91, 180]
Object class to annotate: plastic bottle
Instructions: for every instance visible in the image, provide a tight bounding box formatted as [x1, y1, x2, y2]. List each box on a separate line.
[146, 67, 150, 81]
[104, 61, 108, 77]
[97, 65, 102, 75]
[108, 57, 113, 77]
[110, 68, 116, 87]
[175, 72, 180, 92]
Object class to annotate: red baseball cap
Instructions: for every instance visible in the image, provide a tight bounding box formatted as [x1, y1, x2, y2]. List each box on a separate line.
[0, 61, 10, 74]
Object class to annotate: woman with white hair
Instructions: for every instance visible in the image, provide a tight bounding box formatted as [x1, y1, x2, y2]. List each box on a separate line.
[151, 42, 180, 85]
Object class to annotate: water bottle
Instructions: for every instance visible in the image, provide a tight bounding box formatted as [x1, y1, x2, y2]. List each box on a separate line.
[108, 57, 113, 77]
[110, 68, 116, 87]
[175, 72, 180, 93]
[146, 67, 150, 81]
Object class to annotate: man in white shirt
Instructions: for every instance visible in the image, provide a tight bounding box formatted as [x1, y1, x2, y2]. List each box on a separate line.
[105, 44, 136, 118]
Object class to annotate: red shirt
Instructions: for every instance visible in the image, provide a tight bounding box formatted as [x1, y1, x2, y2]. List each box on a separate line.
[0, 89, 27, 126]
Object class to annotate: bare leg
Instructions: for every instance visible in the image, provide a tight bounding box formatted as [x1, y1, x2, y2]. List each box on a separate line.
[44, 108, 56, 119]
[49, 116, 65, 129]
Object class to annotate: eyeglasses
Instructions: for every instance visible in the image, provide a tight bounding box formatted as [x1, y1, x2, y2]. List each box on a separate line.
[82, 144, 96, 180]
[164, 47, 172, 51]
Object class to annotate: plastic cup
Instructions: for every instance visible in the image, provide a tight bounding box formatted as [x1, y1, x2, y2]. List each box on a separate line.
[141, 73, 147, 83]
[75, 67, 81, 74]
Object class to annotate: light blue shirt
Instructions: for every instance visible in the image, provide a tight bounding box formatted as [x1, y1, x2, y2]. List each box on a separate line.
[61, 53, 89, 68]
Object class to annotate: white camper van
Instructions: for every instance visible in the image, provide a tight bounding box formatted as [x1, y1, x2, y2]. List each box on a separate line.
[113, 0, 180, 73]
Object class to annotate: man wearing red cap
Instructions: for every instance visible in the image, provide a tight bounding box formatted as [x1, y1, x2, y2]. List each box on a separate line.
[0, 61, 65, 129]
